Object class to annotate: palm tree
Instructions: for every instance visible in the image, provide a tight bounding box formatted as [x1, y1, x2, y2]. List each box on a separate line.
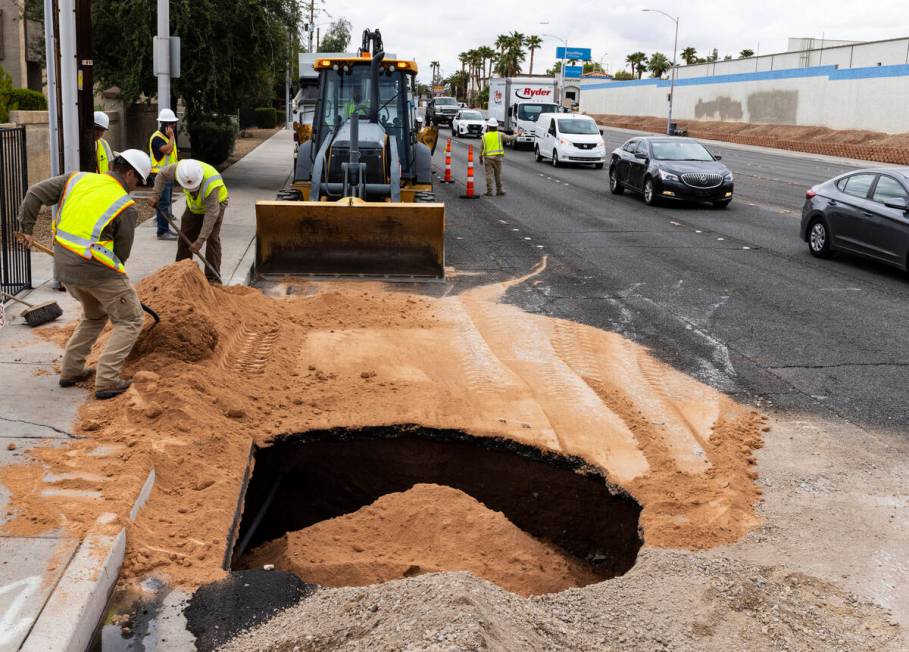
[739, 48, 755, 58]
[680, 47, 698, 65]
[647, 52, 671, 78]
[494, 32, 527, 77]
[525, 35, 543, 74]
[626, 52, 648, 78]
[430, 61, 440, 85]
[477, 45, 497, 84]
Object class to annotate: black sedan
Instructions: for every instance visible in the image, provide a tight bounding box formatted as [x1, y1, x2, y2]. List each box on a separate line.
[609, 137, 734, 208]
[801, 168, 909, 270]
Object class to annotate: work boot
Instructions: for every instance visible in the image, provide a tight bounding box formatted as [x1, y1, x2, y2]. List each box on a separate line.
[50, 279, 65, 292]
[59, 367, 95, 388]
[95, 379, 132, 400]
[156, 232, 178, 241]
[484, 191, 493, 196]
[496, 191, 506, 196]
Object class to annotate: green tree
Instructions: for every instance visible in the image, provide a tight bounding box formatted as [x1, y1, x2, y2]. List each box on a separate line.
[477, 46, 497, 83]
[318, 18, 351, 52]
[680, 47, 698, 64]
[525, 35, 543, 74]
[494, 32, 526, 77]
[648, 52, 671, 78]
[739, 48, 755, 58]
[93, 0, 300, 119]
[613, 70, 635, 80]
[707, 48, 719, 62]
[625, 52, 648, 78]
[444, 71, 469, 100]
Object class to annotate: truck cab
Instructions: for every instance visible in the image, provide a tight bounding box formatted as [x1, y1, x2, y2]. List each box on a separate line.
[508, 101, 561, 148]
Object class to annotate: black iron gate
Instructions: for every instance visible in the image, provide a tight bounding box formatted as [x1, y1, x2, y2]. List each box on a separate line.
[0, 125, 31, 296]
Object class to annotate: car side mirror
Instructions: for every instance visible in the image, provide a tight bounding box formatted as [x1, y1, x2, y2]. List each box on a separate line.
[713, 153, 722, 160]
[884, 197, 909, 211]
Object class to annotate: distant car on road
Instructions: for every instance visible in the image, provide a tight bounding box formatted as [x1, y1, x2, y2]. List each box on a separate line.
[609, 137, 734, 208]
[533, 113, 606, 168]
[801, 168, 909, 269]
[425, 96, 460, 127]
[451, 110, 486, 138]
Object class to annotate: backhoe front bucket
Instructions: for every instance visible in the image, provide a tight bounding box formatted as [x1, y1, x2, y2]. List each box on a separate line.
[255, 198, 445, 279]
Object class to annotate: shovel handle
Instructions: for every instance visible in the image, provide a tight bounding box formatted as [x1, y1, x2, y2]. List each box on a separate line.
[163, 213, 224, 284]
[29, 240, 56, 257]
[0, 290, 35, 308]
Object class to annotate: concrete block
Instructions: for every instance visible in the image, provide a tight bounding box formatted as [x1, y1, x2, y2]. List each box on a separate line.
[21, 529, 126, 652]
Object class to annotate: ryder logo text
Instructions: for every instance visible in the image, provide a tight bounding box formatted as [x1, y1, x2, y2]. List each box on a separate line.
[515, 87, 553, 100]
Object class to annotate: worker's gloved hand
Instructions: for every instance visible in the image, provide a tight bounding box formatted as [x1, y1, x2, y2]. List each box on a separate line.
[17, 233, 33, 248]
[190, 240, 204, 254]
[166, 125, 175, 139]
[148, 197, 158, 209]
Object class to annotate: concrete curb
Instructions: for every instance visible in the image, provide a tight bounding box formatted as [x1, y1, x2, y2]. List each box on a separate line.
[20, 530, 126, 652]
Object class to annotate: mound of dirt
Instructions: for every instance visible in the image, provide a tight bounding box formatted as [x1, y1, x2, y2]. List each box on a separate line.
[241, 483, 602, 597]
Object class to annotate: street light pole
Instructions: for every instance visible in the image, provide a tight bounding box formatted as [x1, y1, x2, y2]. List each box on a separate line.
[541, 30, 568, 108]
[643, 8, 679, 135]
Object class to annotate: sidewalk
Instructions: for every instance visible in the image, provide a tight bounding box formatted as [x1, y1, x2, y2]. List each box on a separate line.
[0, 129, 293, 650]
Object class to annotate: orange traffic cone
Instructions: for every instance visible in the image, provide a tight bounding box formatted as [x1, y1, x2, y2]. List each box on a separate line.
[460, 144, 478, 199]
[441, 137, 454, 184]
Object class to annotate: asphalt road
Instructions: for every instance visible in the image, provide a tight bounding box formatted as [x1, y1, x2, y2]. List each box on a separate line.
[432, 127, 909, 432]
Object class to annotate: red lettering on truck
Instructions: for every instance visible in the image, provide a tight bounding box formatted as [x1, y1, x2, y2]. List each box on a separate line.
[515, 87, 553, 99]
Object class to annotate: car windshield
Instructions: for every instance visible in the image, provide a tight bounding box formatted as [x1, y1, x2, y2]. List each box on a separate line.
[435, 97, 458, 105]
[651, 141, 714, 161]
[460, 111, 482, 120]
[557, 119, 599, 135]
[517, 103, 560, 121]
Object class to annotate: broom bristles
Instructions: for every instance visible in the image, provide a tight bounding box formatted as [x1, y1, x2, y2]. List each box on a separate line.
[23, 301, 63, 327]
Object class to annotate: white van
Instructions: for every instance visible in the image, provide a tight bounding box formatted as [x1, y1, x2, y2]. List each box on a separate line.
[533, 113, 606, 168]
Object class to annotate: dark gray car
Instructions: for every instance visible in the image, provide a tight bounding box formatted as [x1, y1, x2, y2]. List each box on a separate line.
[801, 168, 909, 270]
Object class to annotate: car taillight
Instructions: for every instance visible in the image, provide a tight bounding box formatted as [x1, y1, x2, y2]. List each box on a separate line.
[805, 189, 817, 199]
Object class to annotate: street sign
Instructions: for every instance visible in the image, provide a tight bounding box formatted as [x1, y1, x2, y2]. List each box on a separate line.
[556, 47, 592, 61]
[563, 65, 583, 79]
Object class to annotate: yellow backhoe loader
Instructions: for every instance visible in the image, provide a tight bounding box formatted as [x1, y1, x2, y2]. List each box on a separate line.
[255, 29, 444, 280]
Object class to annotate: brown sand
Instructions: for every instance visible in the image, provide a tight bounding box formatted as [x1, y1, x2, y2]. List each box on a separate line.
[0, 260, 765, 589]
[242, 484, 601, 597]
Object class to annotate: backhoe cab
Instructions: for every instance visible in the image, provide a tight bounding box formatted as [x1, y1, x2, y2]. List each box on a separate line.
[255, 29, 444, 280]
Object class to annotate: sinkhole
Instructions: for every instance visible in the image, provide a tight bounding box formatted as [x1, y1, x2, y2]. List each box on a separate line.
[228, 426, 643, 596]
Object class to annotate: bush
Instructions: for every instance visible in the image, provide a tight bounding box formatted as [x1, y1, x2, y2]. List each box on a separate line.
[276, 109, 286, 125]
[188, 117, 237, 165]
[238, 107, 258, 129]
[6, 88, 47, 111]
[255, 107, 277, 129]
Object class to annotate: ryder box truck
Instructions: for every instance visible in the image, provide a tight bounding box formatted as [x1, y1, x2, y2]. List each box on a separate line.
[487, 77, 561, 148]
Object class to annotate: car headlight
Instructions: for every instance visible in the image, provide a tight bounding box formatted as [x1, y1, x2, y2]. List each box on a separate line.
[724, 172, 734, 182]
[559, 138, 569, 146]
[659, 169, 680, 182]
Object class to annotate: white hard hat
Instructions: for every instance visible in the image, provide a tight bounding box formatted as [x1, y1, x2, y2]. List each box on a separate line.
[175, 159, 203, 192]
[487, 118, 498, 127]
[93, 111, 110, 130]
[118, 149, 152, 183]
[158, 108, 178, 123]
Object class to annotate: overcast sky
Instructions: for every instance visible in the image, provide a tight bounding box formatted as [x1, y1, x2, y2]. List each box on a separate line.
[315, 0, 907, 81]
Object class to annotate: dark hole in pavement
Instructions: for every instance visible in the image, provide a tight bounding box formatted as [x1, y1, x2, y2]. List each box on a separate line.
[229, 425, 643, 580]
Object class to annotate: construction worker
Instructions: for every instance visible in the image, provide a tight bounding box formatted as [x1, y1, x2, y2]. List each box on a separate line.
[93, 111, 114, 174]
[479, 118, 512, 196]
[150, 159, 228, 283]
[148, 108, 180, 240]
[16, 150, 153, 400]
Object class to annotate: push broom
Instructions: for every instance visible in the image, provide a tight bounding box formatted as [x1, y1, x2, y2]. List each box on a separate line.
[0, 290, 63, 327]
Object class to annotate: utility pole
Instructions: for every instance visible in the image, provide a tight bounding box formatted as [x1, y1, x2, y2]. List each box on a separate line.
[156, 0, 171, 115]
[75, 0, 93, 171]
[57, 0, 78, 171]
[43, 0, 61, 176]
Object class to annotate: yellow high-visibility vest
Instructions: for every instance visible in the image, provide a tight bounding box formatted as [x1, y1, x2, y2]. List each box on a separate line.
[54, 172, 135, 273]
[482, 130, 504, 157]
[184, 161, 229, 215]
[149, 129, 178, 174]
[96, 138, 113, 174]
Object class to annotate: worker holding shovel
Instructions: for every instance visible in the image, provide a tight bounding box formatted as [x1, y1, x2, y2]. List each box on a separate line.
[16, 150, 153, 400]
[150, 159, 228, 284]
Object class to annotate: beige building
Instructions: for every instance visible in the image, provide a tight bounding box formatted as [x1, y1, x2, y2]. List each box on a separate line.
[0, 0, 43, 90]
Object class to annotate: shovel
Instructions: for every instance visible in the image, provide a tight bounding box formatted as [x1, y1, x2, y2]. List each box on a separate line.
[162, 213, 224, 284]
[0, 290, 63, 327]
[25, 239, 160, 327]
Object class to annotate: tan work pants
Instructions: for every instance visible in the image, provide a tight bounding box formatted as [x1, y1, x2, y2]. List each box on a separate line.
[176, 203, 226, 282]
[484, 157, 503, 195]
[63, 276, 144, 389]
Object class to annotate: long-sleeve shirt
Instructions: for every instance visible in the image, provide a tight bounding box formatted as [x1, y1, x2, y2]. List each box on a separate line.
[17, 173, 138, 285]
[152, 164, 225, 243]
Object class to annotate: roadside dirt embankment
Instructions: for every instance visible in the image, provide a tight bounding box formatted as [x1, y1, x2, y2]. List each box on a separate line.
[591, 113, 909, 164]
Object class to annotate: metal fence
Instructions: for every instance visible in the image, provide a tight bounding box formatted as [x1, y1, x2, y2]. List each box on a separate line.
[0, 126, 31, 297]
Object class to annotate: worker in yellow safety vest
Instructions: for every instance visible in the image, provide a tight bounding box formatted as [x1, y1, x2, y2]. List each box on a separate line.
[93, 111, 114, 174]
[150, 159, 229, 283]
[16, 150, 153, 400]
[479, 118, 513, 196]
[148, 108, 180, 240]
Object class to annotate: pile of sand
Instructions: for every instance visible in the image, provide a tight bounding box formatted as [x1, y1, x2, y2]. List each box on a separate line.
[1, 260, 766, 589]
[241, 483, 602, 597]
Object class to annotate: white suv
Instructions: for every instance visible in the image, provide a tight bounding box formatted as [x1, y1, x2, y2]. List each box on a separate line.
[533, 113, 606, 168]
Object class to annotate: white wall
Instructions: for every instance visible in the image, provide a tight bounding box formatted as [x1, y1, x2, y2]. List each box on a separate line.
[580, 64, 909, 133]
